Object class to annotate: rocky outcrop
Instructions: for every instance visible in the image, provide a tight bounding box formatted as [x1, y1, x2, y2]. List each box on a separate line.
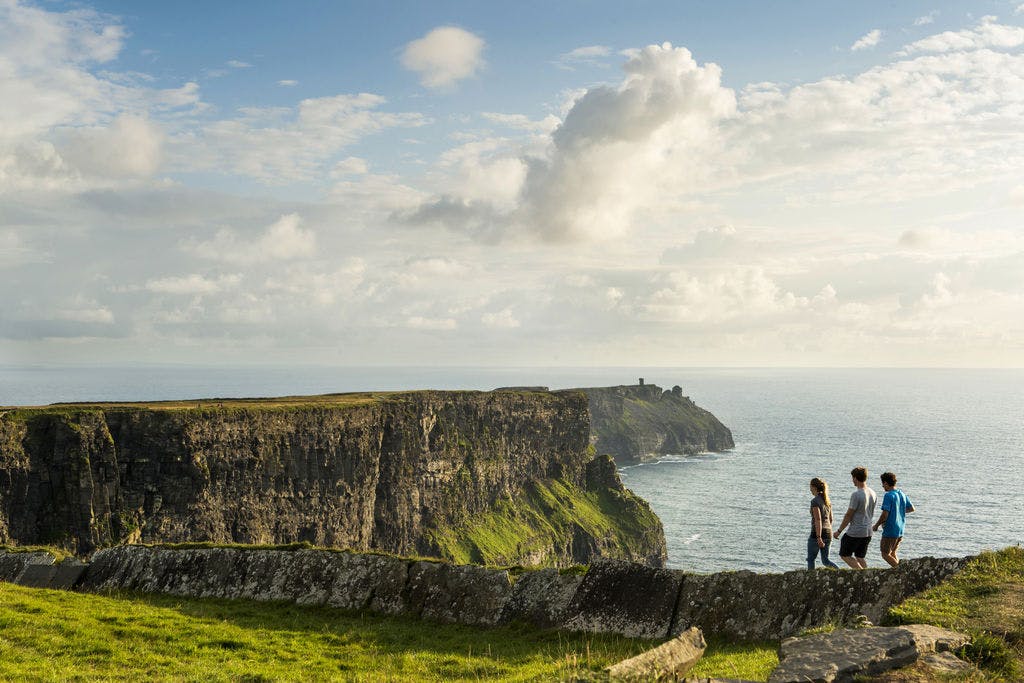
[0, 390, 665, 567]
[579, 383, 734, 464]
[0, 546, 970, 643]
[769, 624, 971, 683]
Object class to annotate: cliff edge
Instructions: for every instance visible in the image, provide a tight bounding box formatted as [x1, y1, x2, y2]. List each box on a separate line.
[0, 390, 666, 567]
[580, 383, 734, 464]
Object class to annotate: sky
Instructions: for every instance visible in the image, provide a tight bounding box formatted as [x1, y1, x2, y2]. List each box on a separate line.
[1, 0, 1023, 368]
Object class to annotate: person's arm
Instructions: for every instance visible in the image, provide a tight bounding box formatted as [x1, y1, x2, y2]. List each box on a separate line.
[811, 506, 824, 547]
[907, 496, 915, 513]
[835, 508, 855, 537]
[873, 509, 889, 532]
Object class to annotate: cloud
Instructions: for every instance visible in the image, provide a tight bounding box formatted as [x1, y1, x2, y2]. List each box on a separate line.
[406, 315, 457, 330]
[556, 45, 612, 70]
[851, 29, 882, 51]
[517, 42, 736, 241]
[899, 15, 1024, 54]
[401, 26, 485, 89]
[183, 213, 316, 264]
[60, 114, 164, 178]
[226, 60, 252, 68]
[914, 13, 937, 26]
[178, 93, 427, 182]
[481, 307, 520, 328]
[146, 273, 242, 294]
[277, 79, 298, 87]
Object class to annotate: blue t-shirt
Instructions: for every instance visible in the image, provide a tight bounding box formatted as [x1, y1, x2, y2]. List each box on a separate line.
[881, 488, 913, 538]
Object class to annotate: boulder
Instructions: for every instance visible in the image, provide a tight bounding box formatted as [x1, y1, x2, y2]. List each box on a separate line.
[403, 560, 513, 626]
[561, 559, 683, 639]
[768, 625, 971, 683]
[0, 550, 56, 583]
[606, 626, 705, 681]
[499, 568, 584, 628]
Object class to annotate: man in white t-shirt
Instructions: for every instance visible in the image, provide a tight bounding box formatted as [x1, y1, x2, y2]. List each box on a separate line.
[834, 466, 878, 569]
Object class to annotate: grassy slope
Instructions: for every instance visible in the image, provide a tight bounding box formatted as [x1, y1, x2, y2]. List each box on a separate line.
[426, 478, 662, 567]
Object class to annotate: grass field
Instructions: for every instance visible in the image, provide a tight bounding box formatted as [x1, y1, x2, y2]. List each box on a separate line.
[0, 582, 779, 681]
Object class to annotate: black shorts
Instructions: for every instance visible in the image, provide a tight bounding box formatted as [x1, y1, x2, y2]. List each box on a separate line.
[839, 534, 871, 558]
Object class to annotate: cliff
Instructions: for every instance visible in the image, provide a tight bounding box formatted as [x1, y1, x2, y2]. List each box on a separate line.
[580, 383, 734, 464]
[0, 391, 665, 567]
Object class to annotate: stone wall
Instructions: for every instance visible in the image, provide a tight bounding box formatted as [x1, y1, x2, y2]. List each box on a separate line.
[0, 546, 969, 641]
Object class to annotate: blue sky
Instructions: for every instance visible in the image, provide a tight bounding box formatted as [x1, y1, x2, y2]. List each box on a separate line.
[2, 0, 1023, 367]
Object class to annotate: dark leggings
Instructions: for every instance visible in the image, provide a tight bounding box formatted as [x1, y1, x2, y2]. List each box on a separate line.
[807, 534, 839, 569]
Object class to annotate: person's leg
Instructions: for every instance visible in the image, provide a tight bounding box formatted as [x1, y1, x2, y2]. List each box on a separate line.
[839, 535, 862, 569]
[807, 535, 818, 570]
[854, 537, 870, 569]
[880, 537, 901, 567]
[820, 536, 839, 568]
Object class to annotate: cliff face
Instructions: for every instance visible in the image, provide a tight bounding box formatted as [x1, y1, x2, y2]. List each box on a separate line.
[0, 391, 665, 567]
[581, 384, 734, 464]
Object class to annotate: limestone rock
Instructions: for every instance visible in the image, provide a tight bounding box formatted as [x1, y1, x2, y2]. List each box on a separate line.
[606, 626, 706, 681]
[499, 568, 584, 628]
[0, 550, 55, 582]
[768, 625, 971, 683]
[403, 560, 512, 626]
[920, 650, 973, 673]
[561, 559, 683, 639]
[670, 557, 969, 641]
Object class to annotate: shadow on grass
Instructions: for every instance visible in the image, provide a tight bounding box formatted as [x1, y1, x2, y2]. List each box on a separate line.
[97, 589, 653, 667]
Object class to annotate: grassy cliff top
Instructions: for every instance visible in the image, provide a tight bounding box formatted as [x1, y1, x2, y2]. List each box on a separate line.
[1, 388, 570, 415]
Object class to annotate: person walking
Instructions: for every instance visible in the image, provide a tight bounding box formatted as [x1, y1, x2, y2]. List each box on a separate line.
[873, 471, 915, 567]
[807, 477, 839, 569]
[835, 466, 877, 569]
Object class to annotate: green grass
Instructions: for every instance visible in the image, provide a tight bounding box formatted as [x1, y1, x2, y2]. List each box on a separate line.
[687, 636, 779, 681]
[887, 547, 1024, 680]
[0, 583, 655, 682]
[426, 477, 662, 567]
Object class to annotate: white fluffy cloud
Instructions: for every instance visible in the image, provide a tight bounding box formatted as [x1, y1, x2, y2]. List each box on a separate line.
[183, 214, 316, 264]
[851, 29, 882, 51]
[899, 15, 1024, 54]
[401, 26, 485, 89]
[519, 42, 736, 241]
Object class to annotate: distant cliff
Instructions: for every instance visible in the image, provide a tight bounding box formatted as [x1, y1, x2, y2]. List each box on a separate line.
[0, 391, 666, 567]
[580, 383, 734, 464]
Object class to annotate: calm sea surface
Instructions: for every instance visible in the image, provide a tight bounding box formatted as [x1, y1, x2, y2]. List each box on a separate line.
[2, 365, 1022, 573]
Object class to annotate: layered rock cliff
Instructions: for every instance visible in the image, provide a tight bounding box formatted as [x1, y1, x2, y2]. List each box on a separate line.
[581, 383, 734, 464]
[0, 391, 665, 567]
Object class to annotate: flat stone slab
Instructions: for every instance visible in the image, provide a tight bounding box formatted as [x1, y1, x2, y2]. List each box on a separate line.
[404, 561, 513, 627]
[920, 650, 973, 673]
[0, 551, 56, 583]
[499, 568, 583, 628]
[606, 627, 705, 681]
[15, 563, 59, 588]
[561, 559, 683, 639]
[769, 625, 971, 683]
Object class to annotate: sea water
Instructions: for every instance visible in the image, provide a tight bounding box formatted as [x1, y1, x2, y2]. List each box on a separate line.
[2, 365, 1021, 573]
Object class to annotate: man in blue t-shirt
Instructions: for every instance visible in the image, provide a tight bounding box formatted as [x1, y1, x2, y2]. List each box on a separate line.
[872, 471, 915, 567]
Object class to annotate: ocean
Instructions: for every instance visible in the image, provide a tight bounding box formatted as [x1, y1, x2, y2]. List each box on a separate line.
[2, 365, 1021, 573]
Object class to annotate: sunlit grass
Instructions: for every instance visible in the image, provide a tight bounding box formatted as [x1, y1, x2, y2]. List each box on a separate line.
[0, 583, 656, 681]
